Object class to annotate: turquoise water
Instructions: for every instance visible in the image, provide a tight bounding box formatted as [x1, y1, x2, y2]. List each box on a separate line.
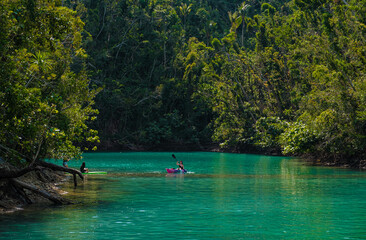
[1, 152, 366, 239]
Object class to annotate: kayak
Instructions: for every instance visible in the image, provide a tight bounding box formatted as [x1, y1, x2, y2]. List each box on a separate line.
[82, 171, 107, 175]
[166, 168, 187, 174]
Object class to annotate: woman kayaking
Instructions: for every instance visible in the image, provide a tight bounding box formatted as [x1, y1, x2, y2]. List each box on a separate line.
[166, 154, 187, 173]
[176, 160, 184, 170]
[172, 154, 185, 170]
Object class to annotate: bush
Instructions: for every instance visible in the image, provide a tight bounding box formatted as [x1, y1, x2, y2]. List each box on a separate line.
[279, 122, 319, 155]
[254, 117, 287, 149]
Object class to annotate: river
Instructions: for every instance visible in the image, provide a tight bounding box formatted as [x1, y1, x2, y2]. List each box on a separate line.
[1, 152, 365, 239]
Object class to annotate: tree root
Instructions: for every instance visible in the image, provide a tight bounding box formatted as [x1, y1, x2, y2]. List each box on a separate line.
[9, 180, 33, 204]
[10, 179, 71, 205]
[0, 160, 83, 209]
[0, 200, 11, 209]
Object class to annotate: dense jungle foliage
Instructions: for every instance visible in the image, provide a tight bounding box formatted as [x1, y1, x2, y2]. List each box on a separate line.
[1, 0, 366, 167]
[0, 0, 99, 167]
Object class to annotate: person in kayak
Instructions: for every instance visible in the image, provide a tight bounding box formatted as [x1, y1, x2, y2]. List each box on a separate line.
[176, 161, 184, 170]
[80, 162, 89, 173]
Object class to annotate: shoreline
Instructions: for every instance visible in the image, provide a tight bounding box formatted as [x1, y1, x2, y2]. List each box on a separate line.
[95, 141, 366, 170]
[0, 168, 69, 214]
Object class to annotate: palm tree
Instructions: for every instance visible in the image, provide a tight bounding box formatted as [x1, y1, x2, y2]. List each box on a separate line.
[238, 2, 250, 47]
[179, 3, 192, 31]
[228, 11, 241, 33]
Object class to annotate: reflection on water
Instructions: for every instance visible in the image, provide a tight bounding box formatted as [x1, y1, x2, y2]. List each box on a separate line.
[1, 152, 366, 240]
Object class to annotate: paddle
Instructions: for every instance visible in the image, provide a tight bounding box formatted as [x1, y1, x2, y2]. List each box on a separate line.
[172, 154, 179, 170]
[172, 154, 177, 169]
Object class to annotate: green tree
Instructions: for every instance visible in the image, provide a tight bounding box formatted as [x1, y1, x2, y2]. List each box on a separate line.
[0, 0, 99, 201]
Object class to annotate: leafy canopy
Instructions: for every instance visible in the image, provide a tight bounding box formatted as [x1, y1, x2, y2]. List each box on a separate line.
[0, 0, 100, 165]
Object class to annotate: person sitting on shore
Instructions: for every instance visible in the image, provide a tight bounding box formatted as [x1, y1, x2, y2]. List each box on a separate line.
[80, 162, 89, 173]
[62, 158, 69, 168]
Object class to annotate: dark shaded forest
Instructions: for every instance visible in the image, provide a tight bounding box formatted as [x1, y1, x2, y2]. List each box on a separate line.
[1, 0, 366, 170]
[75, 0, 366, 167]
[80, 0, 296, 151]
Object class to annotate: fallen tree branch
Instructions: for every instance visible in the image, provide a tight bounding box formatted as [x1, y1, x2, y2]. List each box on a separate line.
[0, 160, 84, 188]
[37, 161, 83, 179]
[37, 161, 84, 187]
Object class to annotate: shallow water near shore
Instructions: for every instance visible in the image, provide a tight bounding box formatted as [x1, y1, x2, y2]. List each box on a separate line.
[1, 152, 366, 239]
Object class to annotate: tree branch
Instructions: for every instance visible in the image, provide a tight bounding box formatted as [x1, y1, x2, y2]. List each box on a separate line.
[37, 161, 84, 187]
[30, 137, 44, 166]
[37, 161, 83, 180]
